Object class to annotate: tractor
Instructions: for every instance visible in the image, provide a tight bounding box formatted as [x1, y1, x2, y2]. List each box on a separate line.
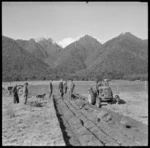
[95, 80, 120, 108]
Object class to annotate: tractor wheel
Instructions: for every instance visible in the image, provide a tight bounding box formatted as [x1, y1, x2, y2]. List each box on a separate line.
[115, 95, 120, 104]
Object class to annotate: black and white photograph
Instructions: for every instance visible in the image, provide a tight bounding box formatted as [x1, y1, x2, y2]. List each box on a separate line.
[2, 2, 148, 146]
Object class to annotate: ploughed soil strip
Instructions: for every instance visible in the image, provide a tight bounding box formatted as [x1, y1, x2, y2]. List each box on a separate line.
[53, 94, 148, 146]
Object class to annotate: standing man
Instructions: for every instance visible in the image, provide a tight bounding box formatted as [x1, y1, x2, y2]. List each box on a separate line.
[104, 79, 109, 86]
[23, 82, 29, 104]
[96, 80, 99, 95]
[63, 80, 68, 95]
[12, 84, 19, 104]
[69, 79, 75, 100]
[58, 79, 64, 99]
[49, 80, 53, 98]
[96, 79, 102, 95]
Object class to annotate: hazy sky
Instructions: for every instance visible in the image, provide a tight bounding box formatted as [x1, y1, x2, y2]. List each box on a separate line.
[2, 2, 148, 43]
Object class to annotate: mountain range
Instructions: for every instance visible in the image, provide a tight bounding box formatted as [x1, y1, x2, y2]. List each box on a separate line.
[2, 32, 148, 81]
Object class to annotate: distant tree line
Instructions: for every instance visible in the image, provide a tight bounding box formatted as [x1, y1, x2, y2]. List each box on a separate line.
[2, 69, 148, 82]
[123, 73, 148, 81]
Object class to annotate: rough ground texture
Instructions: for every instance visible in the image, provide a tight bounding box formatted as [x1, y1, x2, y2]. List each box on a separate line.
[104, 92, 148, 125]
[2, 94, 65, 146]
[54, 94, 148, 146]
[2, 80, 148, 146]
[82, 91, 148, 125]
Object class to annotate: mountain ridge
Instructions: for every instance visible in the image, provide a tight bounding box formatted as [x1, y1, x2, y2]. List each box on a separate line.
[2, 36, 50, 81]
[2, 32, 148, 81]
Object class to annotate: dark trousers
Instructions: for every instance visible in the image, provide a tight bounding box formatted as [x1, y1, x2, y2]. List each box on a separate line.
[69, 91, 73, 99]
[64, 88, 67, 94]
[13, 94, 19, 104]
[60, 90, 64, 99]
[49, 90, 53, 98]
[24, 94, 28, 104]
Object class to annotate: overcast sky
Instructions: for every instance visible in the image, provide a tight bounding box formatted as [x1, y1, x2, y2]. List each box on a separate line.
[2, 2, 148, 43]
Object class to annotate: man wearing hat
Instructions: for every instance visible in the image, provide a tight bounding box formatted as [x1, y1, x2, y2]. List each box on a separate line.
[23, 82, 29, 104]
[58, 79, 64, 99]
[12, 84, 19, 104]
[49, 80, 53, 98]
[69, 79, 75, 100]
[63, 80, 68, 95]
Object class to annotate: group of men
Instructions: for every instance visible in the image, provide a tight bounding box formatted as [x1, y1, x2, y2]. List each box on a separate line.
[12, 79, 108, 105]
[12, 79, 76, 105]
[49, 79, 75, 99]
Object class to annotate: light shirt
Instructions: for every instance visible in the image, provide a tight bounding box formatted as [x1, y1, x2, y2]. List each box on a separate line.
[88, 94, 92, 104]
